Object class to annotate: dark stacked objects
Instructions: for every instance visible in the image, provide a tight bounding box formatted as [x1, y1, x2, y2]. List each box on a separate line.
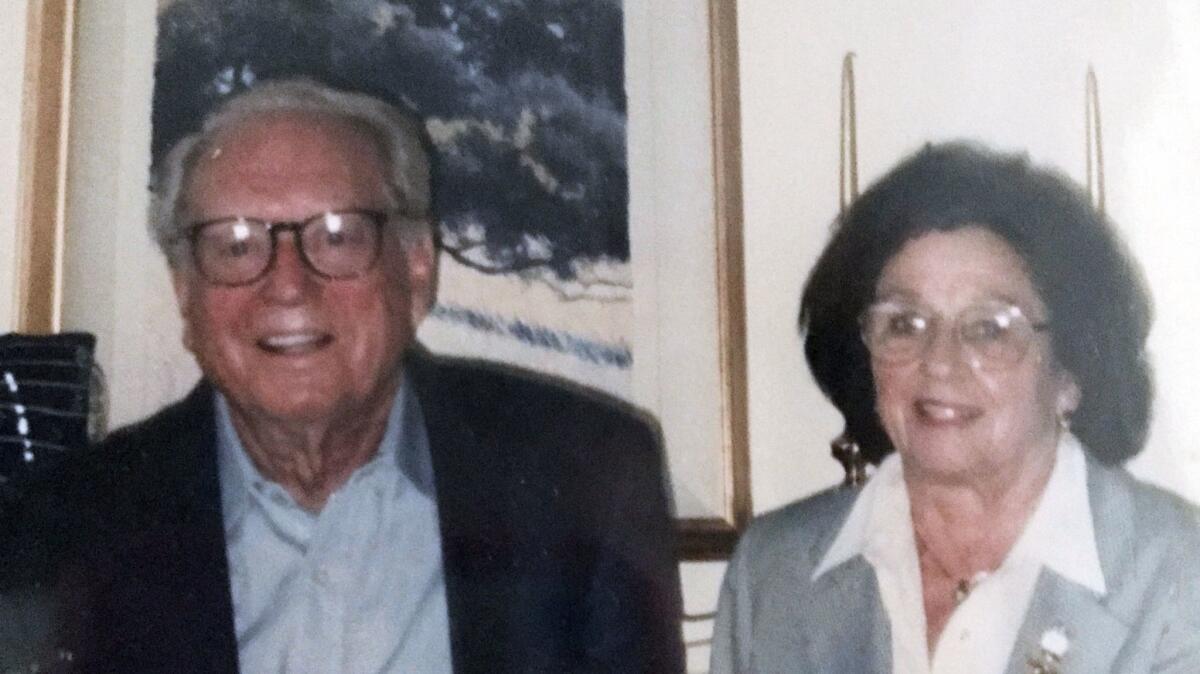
[0, 333, 97, 503]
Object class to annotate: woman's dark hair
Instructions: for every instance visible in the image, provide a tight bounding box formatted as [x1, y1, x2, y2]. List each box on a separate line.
[799, 141, 1153, 465]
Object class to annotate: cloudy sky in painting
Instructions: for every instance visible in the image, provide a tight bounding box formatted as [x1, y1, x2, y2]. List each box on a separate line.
[154, 0, 628, 279]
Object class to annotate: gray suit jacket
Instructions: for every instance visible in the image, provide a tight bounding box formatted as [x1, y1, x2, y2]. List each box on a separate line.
[711, 461, 1200, 673]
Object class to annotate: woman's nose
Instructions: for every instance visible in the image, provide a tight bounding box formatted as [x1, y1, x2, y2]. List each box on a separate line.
[919, 323, 972, 376]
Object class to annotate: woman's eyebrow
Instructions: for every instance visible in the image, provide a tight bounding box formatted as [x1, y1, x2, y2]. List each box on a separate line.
[871, 287, 920, 304]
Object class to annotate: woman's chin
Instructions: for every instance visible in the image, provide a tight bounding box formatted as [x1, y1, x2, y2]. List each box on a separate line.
[899, 422, 975, 451]
[897, 437, 988, 484]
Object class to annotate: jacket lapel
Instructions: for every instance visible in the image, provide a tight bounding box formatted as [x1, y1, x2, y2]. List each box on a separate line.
[105, 383, 240, 670]
[1002, 461, 1138, 674]
[68, 383, 239, 670]
[407, 355, 520, 673]
[801, 556, 892, 673]
[1002, 571, 1129, 674]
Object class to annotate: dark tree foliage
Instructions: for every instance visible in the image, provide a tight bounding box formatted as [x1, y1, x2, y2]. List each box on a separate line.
[153, 0, 628, 280]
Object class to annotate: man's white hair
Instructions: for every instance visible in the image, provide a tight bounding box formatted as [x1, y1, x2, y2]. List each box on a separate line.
[151, 77, 432, 265]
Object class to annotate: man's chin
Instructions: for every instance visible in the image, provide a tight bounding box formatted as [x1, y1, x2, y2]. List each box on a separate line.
[220, 387, 348, 427]
[207, 360, 404, 428]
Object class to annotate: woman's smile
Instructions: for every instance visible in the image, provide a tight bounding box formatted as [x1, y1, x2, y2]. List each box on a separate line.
[913, 398, 983, 424]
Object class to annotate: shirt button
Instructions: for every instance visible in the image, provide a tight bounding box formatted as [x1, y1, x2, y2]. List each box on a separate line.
[315, 567, 332, 586]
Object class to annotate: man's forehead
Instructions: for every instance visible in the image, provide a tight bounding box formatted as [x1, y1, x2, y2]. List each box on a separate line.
[198, 110, 383, 172]
[182, 109, 391, 214]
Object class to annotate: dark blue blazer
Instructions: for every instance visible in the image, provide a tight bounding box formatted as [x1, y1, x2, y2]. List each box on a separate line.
[1, 351, 685, 673]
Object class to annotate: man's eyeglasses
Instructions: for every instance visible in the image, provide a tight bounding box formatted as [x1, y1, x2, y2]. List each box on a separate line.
[860, 300, 1050, 370]
[186, 210, 390, 287]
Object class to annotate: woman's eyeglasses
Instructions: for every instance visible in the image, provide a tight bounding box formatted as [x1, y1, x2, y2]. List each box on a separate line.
[860, 300, 1049, 370]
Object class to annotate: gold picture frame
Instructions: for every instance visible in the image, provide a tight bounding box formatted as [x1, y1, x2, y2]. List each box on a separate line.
[14, 0, 75, 334]
[675, 0, 750, 559]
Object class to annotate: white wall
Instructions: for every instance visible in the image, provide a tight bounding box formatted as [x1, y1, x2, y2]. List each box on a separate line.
[0, 1, 30, 332]
[59, 1, 198, 426]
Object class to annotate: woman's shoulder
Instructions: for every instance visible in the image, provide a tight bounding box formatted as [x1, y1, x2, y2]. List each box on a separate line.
[1087, 461, 1200, 592]
[728, 485, 859, 581]
[1088, 461, 1200, 537]
[745, 486, 858, 540]
[1087, 462, 1200, 664]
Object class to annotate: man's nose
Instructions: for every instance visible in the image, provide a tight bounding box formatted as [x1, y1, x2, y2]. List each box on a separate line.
[260, 235, 319, 301]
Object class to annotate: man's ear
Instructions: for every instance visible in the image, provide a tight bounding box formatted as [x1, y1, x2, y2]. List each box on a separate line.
[404, 228, 438, 326]
[171, 266, 197, 355]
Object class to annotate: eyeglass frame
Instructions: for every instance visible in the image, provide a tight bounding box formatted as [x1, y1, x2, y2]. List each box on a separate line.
[858, 299, 1052, 370]
[183, 209, 401, 287]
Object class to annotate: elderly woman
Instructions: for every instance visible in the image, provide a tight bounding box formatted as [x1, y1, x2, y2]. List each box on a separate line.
[711, 142, 1200, 673]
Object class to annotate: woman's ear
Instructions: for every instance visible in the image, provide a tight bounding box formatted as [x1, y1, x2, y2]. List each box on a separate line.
[1056, 372, 1081, 419]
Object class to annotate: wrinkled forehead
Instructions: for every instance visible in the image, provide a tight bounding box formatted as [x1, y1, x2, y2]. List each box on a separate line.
[182, 110, 392, 217]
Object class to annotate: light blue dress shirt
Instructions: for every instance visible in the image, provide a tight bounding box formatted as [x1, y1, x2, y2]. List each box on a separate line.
[215, 377, 453, 673]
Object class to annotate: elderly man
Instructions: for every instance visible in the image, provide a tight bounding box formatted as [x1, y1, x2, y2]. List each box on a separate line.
[1, 79, 684, 672]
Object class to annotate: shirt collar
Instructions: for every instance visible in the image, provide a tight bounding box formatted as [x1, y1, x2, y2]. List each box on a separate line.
[812, 433, 1106, 595]
[1007, 432, 1106, 594]
[812, 451, 907, 580]
[216, 372, 433, 533]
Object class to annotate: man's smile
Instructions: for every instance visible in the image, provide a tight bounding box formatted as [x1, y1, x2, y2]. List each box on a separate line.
[255, 332, 334, 355]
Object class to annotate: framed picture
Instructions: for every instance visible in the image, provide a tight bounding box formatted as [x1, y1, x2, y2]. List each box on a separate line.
[624, 0, 750, 558]
[28, 0, 750, 560]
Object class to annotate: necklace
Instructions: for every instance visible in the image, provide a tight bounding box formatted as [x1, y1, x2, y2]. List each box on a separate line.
[915, 531, 994, 605]
[954, 571, 991, 604]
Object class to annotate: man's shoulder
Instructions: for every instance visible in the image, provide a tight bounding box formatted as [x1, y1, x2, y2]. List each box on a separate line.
[37, 384, 219, 508]
[95, 383, 215, 460]
[409, 351, 658, 443]
[6, 384, 215, 537]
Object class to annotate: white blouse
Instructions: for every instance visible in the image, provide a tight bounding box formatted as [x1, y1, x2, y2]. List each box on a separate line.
[811, 434, 1106, 674]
